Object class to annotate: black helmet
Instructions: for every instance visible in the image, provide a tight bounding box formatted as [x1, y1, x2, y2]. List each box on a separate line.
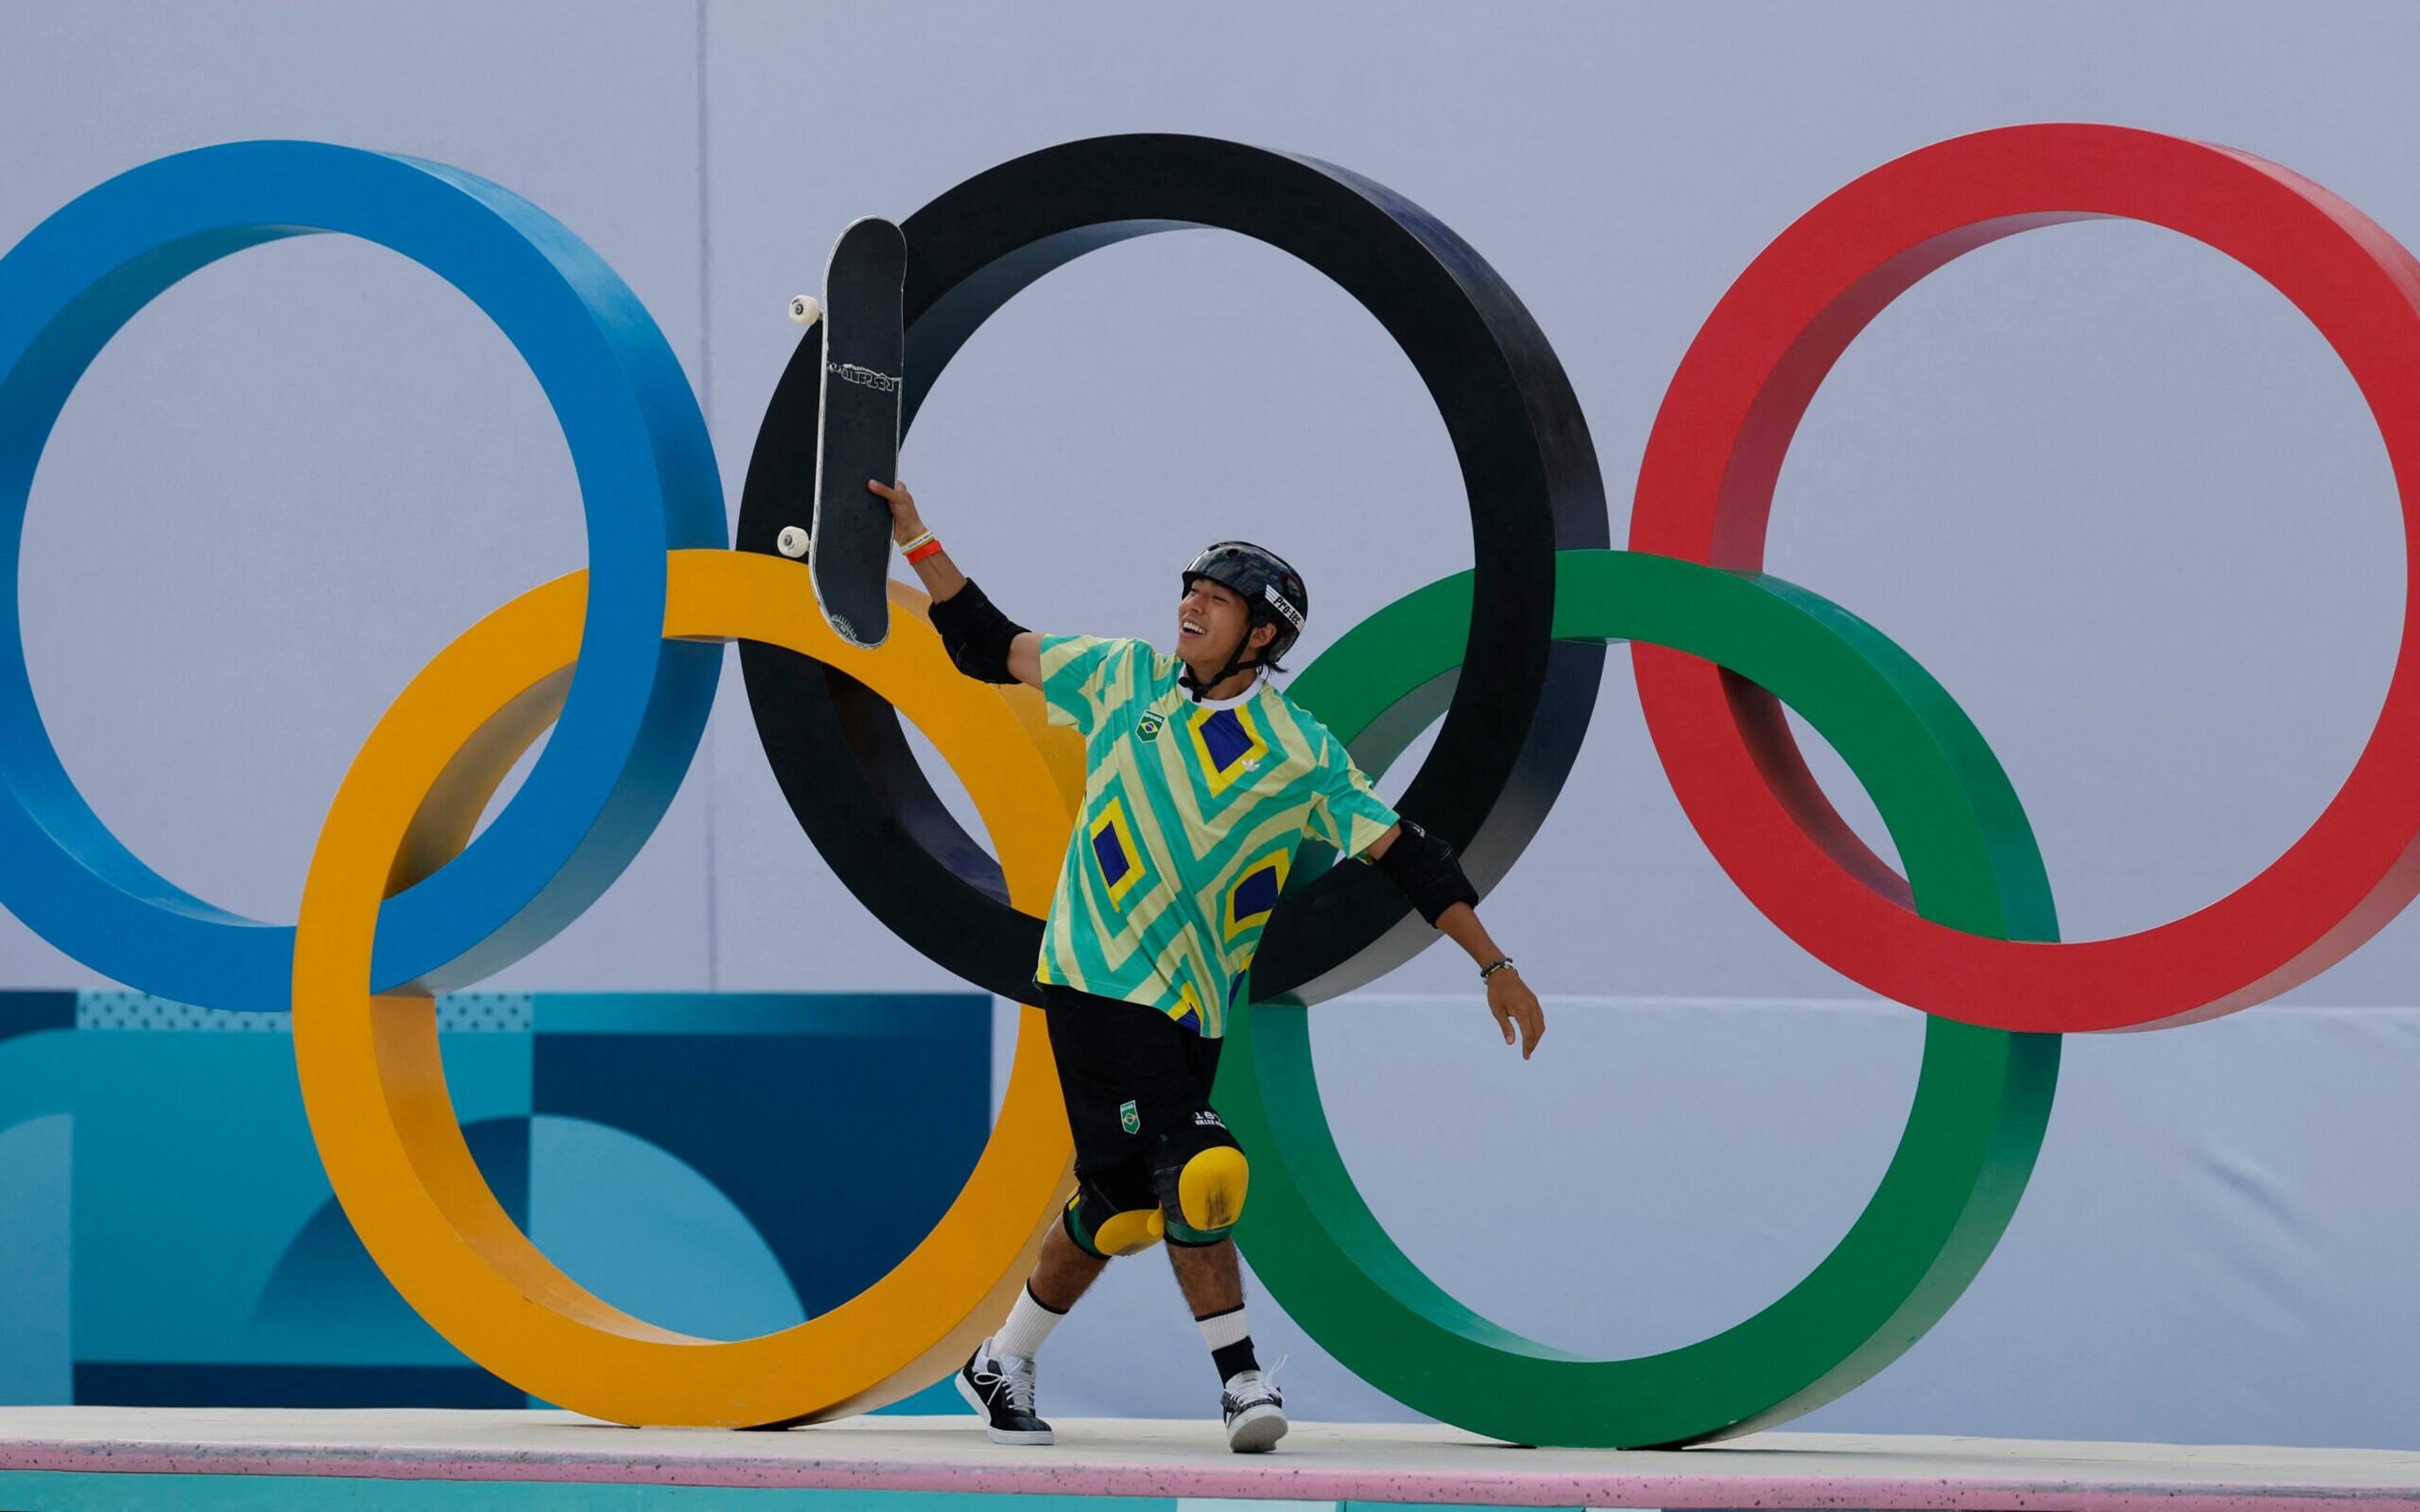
[1180, 541, 1308, 696]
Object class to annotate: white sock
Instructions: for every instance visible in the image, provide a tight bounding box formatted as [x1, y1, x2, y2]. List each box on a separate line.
[1199, 1303, 1260, 1385]
[993, 1284, 1065, 1362]
[1197, 1305, 1251, 1355]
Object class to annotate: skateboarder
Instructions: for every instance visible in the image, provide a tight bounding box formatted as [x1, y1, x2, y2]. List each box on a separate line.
[867, 479, 1545, 1453]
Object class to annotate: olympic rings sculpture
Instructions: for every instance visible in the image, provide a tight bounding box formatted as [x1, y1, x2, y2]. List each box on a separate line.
[0, 123, 2409, 1446]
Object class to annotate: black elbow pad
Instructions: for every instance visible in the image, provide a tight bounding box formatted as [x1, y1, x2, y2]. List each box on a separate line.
[926, 579, 1030, 684]
[1368, 818, 1479, 925]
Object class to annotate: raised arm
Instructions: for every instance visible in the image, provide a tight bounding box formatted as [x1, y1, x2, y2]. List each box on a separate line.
[1364, 820, 1545, 1060]
[870, 479, 1041, 687]
[1313, 744, 1545, 1058]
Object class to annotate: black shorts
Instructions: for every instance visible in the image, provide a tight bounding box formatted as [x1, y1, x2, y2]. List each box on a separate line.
[1037, 982, 1236, 1227]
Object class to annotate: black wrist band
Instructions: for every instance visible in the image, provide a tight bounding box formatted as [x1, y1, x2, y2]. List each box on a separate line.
[1479, 958, 1516, 981]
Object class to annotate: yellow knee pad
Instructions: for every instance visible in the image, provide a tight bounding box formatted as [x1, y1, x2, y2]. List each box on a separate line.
[1166, 1145, 1250, 1244]
[1093, 1206, 1166, 1256]
[1066, 1194, 1163, 1257]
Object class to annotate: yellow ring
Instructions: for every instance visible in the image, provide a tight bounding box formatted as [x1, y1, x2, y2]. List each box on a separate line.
[292, 548, 1078, 1427]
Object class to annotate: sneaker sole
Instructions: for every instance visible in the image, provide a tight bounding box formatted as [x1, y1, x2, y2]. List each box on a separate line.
[955, 1369, 1054, 1446]
[1226, 1403, 1288, 1453]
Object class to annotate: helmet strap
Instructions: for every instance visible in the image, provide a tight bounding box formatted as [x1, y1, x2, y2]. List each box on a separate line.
[1181, 629, 1265, 702]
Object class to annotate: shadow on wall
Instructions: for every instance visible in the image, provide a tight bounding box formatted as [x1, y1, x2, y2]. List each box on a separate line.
[0, 990, 989, 1410]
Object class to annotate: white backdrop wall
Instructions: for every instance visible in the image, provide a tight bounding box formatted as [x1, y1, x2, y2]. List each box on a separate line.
[3, 0, 2417, 1448]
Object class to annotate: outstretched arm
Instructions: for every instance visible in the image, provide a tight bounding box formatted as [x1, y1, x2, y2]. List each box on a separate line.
[870, 479, 1040, 687]
[1364, 822, 1545, 1060]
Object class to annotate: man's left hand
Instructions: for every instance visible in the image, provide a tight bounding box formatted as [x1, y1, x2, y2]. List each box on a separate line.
[1489, 970, 1544, 1060]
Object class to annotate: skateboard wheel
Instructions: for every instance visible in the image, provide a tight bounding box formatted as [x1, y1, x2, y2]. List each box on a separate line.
[775, 525, 809, 559]
[788, 295, 822, 328]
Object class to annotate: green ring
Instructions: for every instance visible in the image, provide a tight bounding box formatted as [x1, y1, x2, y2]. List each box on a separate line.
[1220, 549, 2062, 1448]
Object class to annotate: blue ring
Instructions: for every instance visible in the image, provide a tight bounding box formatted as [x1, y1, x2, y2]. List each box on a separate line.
[0, 141, 723, 1011]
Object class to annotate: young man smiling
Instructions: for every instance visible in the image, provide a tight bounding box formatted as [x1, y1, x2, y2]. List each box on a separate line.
[868, 479, 1544, 1453]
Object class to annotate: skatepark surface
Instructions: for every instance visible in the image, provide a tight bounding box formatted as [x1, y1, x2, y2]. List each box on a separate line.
[2, 1407, 2417, 1509]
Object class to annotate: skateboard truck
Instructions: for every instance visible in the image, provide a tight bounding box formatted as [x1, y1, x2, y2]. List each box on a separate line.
[773, 297, 824, 557]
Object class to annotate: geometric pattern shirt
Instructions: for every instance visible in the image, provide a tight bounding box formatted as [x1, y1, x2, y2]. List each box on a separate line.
[1032, 634, 1400, 1038]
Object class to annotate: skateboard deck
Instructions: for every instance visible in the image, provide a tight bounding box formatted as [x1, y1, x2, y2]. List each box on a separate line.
[809, 215, 908, 648]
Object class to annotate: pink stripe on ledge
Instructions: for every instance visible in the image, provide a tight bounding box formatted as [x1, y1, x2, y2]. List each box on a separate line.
[0, 1410, 2414, 1511]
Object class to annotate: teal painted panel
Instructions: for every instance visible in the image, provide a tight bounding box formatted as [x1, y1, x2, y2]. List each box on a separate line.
[72, 1031, 529, 1366]
[0, 1472, 1181, 1511]
[0, 1025, 79, 1128]
[533, 992, 988, 1038]
[0, 990, 989, 1407]
[528, 1114, 804, 1340]
[0, 1113, 71, 1402]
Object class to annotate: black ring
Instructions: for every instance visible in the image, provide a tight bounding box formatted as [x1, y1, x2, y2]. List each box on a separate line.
[738, 134, 1606, 1004]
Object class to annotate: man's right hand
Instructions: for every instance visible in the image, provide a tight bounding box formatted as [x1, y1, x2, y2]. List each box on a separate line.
[868, 478, 921, 544]
[873, 478, 989, 629]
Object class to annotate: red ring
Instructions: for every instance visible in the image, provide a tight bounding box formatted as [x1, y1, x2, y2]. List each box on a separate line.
[1629, 123, 2420, 1033]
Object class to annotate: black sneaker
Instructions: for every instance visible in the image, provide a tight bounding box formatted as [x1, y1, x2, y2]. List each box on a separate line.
[957, 1341, 1053, 1446]
[1221, 1365, 1287, 1453]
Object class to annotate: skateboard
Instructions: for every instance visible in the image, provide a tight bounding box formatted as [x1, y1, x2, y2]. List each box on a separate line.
[789, 215, 906, 648]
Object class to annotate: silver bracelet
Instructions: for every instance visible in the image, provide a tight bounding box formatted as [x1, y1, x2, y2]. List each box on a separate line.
[1478, 957, 1516, 981]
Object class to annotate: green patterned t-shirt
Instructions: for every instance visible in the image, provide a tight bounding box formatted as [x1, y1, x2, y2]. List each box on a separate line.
[1033, 634, 1400, 1038]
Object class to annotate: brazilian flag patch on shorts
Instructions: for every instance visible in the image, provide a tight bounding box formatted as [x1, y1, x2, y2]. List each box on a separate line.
[1120, 1099, 1141, 1135]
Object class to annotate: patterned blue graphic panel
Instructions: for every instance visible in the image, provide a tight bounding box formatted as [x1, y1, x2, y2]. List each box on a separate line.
[0, 990, 989, 1409]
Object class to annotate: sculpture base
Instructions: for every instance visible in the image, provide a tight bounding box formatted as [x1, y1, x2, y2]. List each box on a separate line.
[1, 1408, 2416, 1511]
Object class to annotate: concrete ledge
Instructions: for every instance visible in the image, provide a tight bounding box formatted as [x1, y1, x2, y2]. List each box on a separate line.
[1, 1409, 2416, 1510]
